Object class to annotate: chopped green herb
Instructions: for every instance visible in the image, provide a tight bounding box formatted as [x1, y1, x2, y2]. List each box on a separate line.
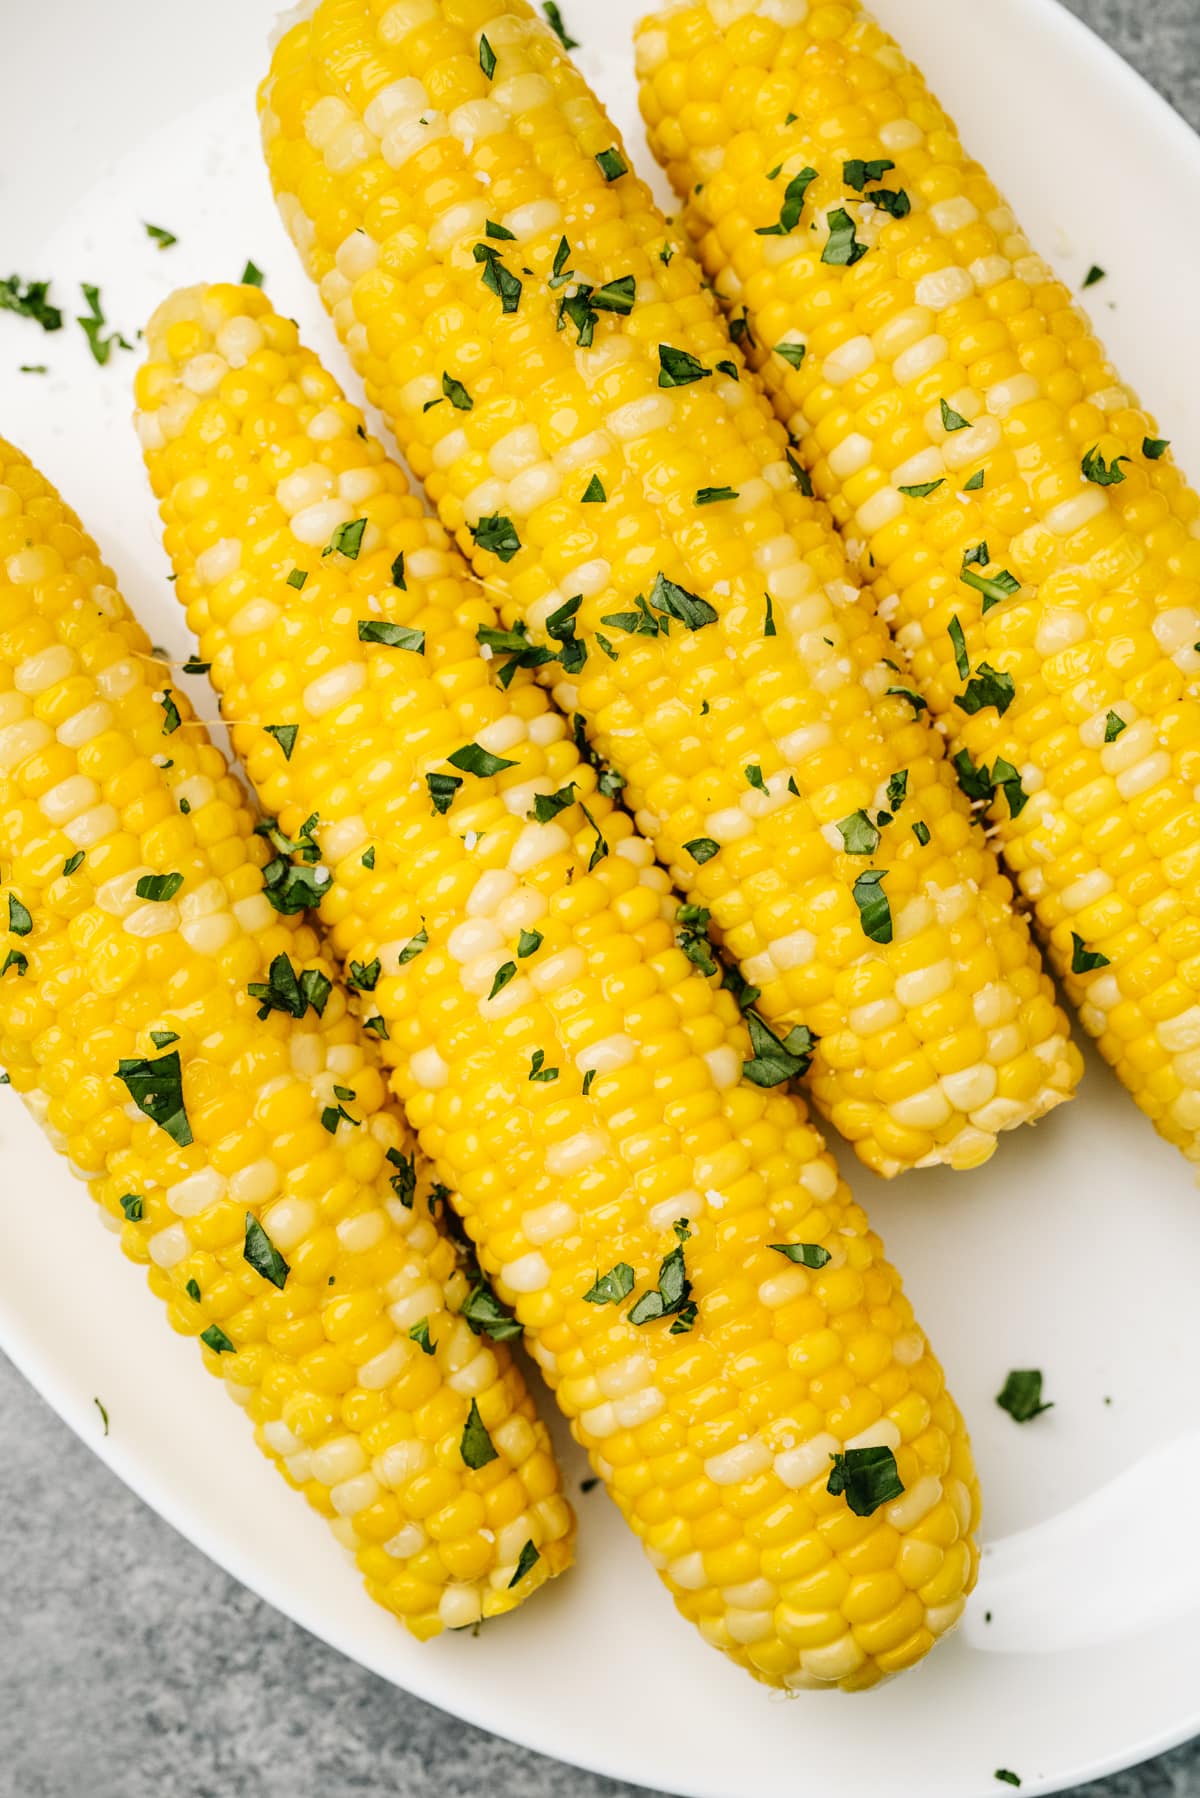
[996, 1369, 1053, 1423]
[827, 1445, 904, 1517]
[324, 517, 367, 561]
[963, 468, 986, 492]
[842, 157, 895, 190]
[629, 1240, 695, 1333]
[582, 1069, 596, 1095]
[77, 284, 132, 365]
[676, 903, 717, 977]
[696, 486, 739, 506]
[473, 242, 523, 313]
[449, 742, 519, 779]
[6, 895, 32, 937]
[542, 1, 578, 49]
[390, 553, 407, 591]
[409, 1318, 435, 1356]
[470, 512, 522, 562]
[158, 689, 181, 735]
[992, 757, 1028, 817]
[912, 820, 931, 846]
[485, 219, 516, 241]
[0, 275, 62, 331]
[684, 837, 720, 865]
[961, 564, 1021, 612]
[579, 802, 608, 871]
[19, 364, 48, 374]
[462, 1279, 522, 1342]
[149, 1030, 179, 1051]
[488, 960, 517, 1001]
[241, 260, 264, 286]
[386, 1148, 416, 1209]
[865, 186, 910, 218]
[528, 1048, 558, 1083]
[1082, 264, 1106, 289]
[745, 763, 767, 793]
[888, 685, 928, 714]
[201, 1323, 235, 1355]
[836, 810, 879, 856]
[581, 474, 606, 504]
[852, 869, 892, 944]
[461, 1398, 499, 1469]
[1071, 932, 1110, 975]
[134, 873, 183, 903]
[995, 1774, 1021, 1788]
[119, 1194, 144, 1222]
[940, 397, 970, 432]
[771, 1242, 831, 1269]
[899, 478, 944, 499]
[1143, 437, 1170, 460]
[179, 799, 191, 815]
[346, 956, 381, 995]
[775, 340, 807, 369]
[743, 1013, 817, 1087]
[956, 662, 1016, 718]
[144, 223, 178, 250]
[93, 1397, 109, 1435]
[479, 32, 497, 77]
[584, 1262, 636, 1306]
[948, 615, 970, 681]
[786, 448, 814, 497]
[658, 344, 710, 388]
[357, 621, 425, 655]
[265, 723, 298, 760]
[953, 747, 995, 805]
[427, 771, 463, 815]
[360, 846, 376, 871]
[595, 148, 628, 182]
[1104, 710, 1126, 742]
[116, 1050, 192, 1145]
[509, 1539, 540, 1587]
[1082, 441, 1132, 487]
[755, 166, 818, 236]
[821, 207, 868, 266]
[650, 571, 718, 630]
[886, 770, 909, 813]
[243, 1214, 289, 1289]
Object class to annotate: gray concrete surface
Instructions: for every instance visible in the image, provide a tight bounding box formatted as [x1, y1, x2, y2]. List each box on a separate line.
[3, 1, 1200, 1794]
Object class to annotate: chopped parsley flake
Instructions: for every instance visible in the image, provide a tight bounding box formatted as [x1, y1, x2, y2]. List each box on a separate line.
[134, 873, 183, 903]
[755, 166, 818, 237]
[821, 207, 868, 266]
[996, 1369, 1053, 1423]
[685, 837, 720, 865]
[696, 486, 739, 506]
[265, 723, 298, 760]
[77, 283, 133, 365]
[241, 260, 264, 286]
[899, 478, 944, 499]
[963, 469, 986, 491]
[509, 1540, 540, 1587]
[488, 960, 517, 1001]
[158, 689, 181, 735]
[584, 1262, 635, 1306]
[1070, 932, 1110, 975]
[7, 895, 32, 936]
[827, 1445, 904, 1517]
[913, 820, 931, 845]
[595, 148, 628, 182]
[470, 512, 522, 562]
[144, 223, 177, 250]
[1082, 265, 1106, 289]
[427, 771, 463, 814]
[449, 742, 519, 779]
[528, 1048, 558, 1083]
[775, 340, 807, 369]
[956, 662, 1016, 718]
[948, 615, 970, 680]
[742, 1014, 817, 1087]
[852, 869, 892, 944]
[1081, 444, 1128, 486]
[940, 397, 971, 432]
[462, 1279, 522, 1342]
[479, 32, 497, 78]
[358, 621, 425, 652]
[243, 1213, 289, 1289]
[248, 953, 331, 1020]
[409, 1318, 435, 1356]
[842, 157, 895, 190]
[0, 275, 62, 331]
[119, 1194, 144, 1222]
[836, 810, 879, 856]
[116, 1050, 192, 1145]
[771, 1242, 831, 1269]
[461, 1398, 499, 1469]
[1104, 710, 1126, 742]
[473, 242, 523, 313]
[1143, 437, 1170, 459]
[324, 517, 367, 560]
[542, 2, 579, 50]
[582, 474, 606, 503]
[201, 1323, 235, 1355]
[629, 1239, 696, 1333]
[658, 344, 710, 388]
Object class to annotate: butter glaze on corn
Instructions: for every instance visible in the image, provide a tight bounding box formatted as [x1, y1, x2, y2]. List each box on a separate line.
[0, 438, 572, 1636]
[636, 0, 1200, 1165]
[135, 282, 980, 1690]
[255, 0, 1080, 1179]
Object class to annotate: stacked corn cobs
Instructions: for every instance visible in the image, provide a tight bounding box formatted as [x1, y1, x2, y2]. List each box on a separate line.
[134, 280, 981, 1692]
[635, 0, 1200, 1165]
[257, 0, 1082, 1182]
[0, 439, 573, 1637]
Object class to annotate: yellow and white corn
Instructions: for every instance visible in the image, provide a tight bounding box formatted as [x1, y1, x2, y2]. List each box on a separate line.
[0, 437, 572, 1636]
[637, 0, 1200, 1166]
[255, 0, 1081, 1179]
[135, 281, 981, 1690]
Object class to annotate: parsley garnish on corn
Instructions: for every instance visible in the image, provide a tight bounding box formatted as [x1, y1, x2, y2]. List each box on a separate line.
[135, 282, 981, 1691]
[258, 0, 1079, 1180]
[0, 439, 573, 1638]
[637, 0, 1200, 1166]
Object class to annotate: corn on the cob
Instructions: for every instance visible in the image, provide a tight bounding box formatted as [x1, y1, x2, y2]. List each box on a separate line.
[256, 0, 1080, 1180]
[636, 0, 1200, 1166]
[134, 280, 981, 1690]
[0, 437, 572, 1636]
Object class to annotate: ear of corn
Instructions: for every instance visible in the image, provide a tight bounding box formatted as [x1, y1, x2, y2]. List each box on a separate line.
[256, 0, 1080, 1181]
[134, 280, 981, 1691]
[0, 437, 573, 1636]
[636, 0, 1200, 1166]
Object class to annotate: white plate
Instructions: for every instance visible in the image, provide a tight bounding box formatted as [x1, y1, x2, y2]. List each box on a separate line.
[2, 1, 1199, 1792]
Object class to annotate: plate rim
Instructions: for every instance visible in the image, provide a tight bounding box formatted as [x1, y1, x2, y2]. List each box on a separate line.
[3, 0, 1200, 1793]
